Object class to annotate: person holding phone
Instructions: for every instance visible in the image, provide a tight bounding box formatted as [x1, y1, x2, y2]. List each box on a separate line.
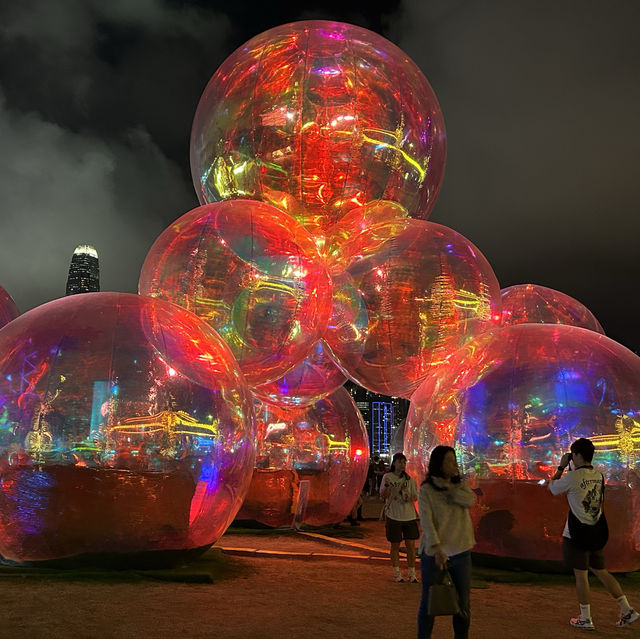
[417, 445, 475, 639]
[549, 437, 638, 630]
[380, 452, 419, 583]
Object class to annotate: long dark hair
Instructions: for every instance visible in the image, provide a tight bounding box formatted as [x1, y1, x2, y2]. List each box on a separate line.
[423, 445, 461, 489]
[390, 452, 410, 480]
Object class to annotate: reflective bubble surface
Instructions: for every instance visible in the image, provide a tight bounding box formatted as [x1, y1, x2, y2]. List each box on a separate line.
[252, 341, 347, 408]
[0, 286, 19, 330]
[0, 293, 255, 563]
[501, 283, 604, 333]
[324, 220, 501, 398]
[237, 387, 368, 527]
[190, 20, 446, 238]
[405, 324, 640, 570]
[139, 200, 332, 386]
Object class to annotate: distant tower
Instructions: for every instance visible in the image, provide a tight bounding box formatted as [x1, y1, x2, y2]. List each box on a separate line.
[65, 245, 100, 295]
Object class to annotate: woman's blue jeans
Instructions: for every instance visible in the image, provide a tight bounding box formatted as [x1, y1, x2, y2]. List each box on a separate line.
[417, 550, 471, 639]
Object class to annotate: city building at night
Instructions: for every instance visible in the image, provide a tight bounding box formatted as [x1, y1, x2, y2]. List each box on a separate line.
[65, 245, 100, 295]
[345, 380, 410, 458]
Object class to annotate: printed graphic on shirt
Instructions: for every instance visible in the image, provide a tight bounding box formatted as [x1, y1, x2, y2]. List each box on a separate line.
[581, 481, 602, 518]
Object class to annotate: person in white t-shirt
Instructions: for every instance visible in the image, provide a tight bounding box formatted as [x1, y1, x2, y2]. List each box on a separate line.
[380, 452, 419, 583]
[549, 437, 638, 631]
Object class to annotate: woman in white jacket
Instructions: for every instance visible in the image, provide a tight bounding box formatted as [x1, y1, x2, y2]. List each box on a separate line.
[417, 445, 475, 639]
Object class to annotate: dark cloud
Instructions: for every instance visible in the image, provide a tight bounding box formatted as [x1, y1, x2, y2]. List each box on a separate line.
[0, 0, 638, 352]
[391, 0, 640, 350]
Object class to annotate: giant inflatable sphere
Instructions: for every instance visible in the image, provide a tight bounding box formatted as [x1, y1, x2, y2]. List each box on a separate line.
[405, 324, 640, 571]
[190, 20, 446, 238]
[237, 387, 368, 527]
[501, 283, 604, 333]
[0, 293, 255, 564]
[252, 341, 347, 407]
[139, 200, 332, 386]
[323, 220, 502, 398]
[0, 286, 19, 330]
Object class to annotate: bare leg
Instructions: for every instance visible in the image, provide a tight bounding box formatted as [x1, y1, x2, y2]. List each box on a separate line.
[591, 567, 624, 599]
[405, 539, 416, 568]
[390, 542, 400, 567]
[574, 569, 590, 605]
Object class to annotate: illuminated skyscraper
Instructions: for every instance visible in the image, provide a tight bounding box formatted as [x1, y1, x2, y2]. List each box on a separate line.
[345, 380, 410, 457]
[65, 245, 100, 295]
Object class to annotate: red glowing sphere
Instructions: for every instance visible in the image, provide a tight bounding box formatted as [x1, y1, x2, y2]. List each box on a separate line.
[323, 220, 502, 398]
[237, 387, 369, 527]
[190, 20, 446, 238]
[0, 286, 19, 330]
[139, 200, 333, 386]
[252, 341, 347, 408]
[0, 293, 255, 564]
[405, 324, 640, 571]
[501, 283, 604, 333]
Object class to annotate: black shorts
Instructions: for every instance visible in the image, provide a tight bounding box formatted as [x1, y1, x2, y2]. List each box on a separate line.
[385, 517, 420, 543]
[562, 537, 605, 571]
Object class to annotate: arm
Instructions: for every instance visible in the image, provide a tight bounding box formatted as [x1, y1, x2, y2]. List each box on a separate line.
[418, 486, 448, 569]
[548, 452, 572, 495]
[379, 473, 391, 500]
[449, 481, 475, 508]
[407, 477, 419, 502]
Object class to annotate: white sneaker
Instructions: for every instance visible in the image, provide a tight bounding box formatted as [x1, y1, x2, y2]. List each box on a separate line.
[570, 617, 595, 631]
[393, 573, 404, 583]
[616, 609, 639, 627]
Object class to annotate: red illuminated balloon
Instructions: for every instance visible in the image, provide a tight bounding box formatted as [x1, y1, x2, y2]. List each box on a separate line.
[405, 324, 640, 571]
[0, 286, 19, 330]
[139, 200, 332, 386]
[252, 341, 347, 407]
[323, 200, 410, 274]
[237, 387, 369, 527]
[0, 293, 255, 564]
[324, 220, 502, 398]
[190, 20, 446, 238]
[501, 283, 604, 333]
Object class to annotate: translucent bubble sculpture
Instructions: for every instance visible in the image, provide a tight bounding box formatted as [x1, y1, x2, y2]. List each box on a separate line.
[501, 283, 604, 333]
[139, 200, 333, 387]
[323, 200, 410, 275]
[323, 220, 502, 398]
[0, 286, 19, 330]
[237, 387, 369, 527]
[0, 292, 255, 565]
[405, 324, 640, 571]
[190, 20, 446, 238]
[252, 341, 347, 408]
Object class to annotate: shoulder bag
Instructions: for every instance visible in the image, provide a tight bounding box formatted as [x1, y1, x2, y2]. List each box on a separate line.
[428, 567, 461, 616]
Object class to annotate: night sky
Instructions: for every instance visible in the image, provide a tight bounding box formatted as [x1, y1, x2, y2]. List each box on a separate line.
[1, 1, 638, 352]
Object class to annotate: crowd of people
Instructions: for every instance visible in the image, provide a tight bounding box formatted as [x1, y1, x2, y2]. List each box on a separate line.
[363, 439, 638, 638]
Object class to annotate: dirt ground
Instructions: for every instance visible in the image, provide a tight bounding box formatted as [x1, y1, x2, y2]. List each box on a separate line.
[2, 517, 640, 639]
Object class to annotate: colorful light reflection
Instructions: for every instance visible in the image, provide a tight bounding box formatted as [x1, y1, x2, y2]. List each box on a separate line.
[405, 324, 640, 571]
[0, 293, 255, 563]
[190, 20, 446, 238]
[237, 387, 368, 527]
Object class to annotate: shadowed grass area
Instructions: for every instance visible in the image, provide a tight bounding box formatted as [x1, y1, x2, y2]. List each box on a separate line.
[0, 548, 252, 584]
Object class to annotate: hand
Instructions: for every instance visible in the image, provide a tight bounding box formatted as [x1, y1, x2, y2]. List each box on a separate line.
[434, 546, 448, 570]
[559, 452, 571, 468]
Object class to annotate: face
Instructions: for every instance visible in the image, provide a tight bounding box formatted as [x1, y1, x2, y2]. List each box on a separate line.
[394, 457, 407, 473]
[442, 450, 459, 479]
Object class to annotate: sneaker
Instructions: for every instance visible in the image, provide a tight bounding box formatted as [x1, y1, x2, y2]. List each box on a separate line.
[570, 617, 595, 631]
[410, 577, 419, 584]
[393, 574, 405, 583]
[616, 609, 639, 627]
